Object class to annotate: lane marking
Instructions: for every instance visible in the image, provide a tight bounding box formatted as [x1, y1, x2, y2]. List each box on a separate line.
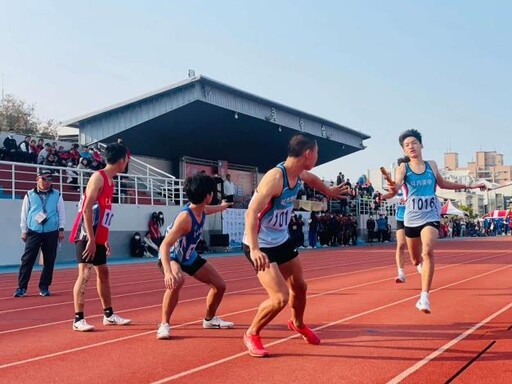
[1, 262, 509, 375]
[150, 265, 512, 384]
[387, 306, 510, 384]
[444, 340, 497, 384]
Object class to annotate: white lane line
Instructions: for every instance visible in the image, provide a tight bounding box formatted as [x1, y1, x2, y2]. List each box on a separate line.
[0, 253, 397, 313]
[386, 302, 512, 384]
[1, 261, 509, 376]
[0, 259, 395, 335]
[149, 264, 512, 383]
[0, 251, 506, 335]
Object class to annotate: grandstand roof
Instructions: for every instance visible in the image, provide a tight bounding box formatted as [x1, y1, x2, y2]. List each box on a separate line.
[64, 75, 370, 172]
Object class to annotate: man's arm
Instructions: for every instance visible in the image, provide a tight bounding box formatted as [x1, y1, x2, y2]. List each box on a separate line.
[244, 168, 283, 271]
[430, 161, 486, 191]
[20, 194, 30, 241]
[384, 163, 407, 197]
[57, 193, 66, 241]
[300, 171, 350, 199]
[80, 172, 103, 261]
[204, 200, 232, 215]
[159, 212, 191, 289]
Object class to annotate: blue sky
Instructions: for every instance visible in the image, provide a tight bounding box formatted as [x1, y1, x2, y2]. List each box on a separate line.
[1, 0, 511, 182]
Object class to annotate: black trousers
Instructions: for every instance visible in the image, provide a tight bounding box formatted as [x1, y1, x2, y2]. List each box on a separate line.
[18, 230, 59, 290]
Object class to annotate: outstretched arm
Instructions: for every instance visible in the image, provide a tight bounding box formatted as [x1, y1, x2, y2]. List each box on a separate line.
[204, 200, 232, 215]
[430, 161, 487, 191]
[383, 163, 406, 198]
[300, 171, 351, 199]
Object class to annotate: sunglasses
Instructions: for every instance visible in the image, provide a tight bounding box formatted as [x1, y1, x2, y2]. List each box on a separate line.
[40, 177, 53, 182]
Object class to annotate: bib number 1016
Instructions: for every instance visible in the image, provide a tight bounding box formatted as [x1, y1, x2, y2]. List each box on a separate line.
[411, 197, 437, 211]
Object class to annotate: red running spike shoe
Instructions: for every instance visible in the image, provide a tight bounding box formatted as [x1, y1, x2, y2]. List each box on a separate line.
[244, 332, 269, 357]
[287, 320, 321, 345]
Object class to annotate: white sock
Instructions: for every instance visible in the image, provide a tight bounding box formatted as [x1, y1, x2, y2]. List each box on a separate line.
[420, 291, 429, 300]
[398, 268, 405, 276]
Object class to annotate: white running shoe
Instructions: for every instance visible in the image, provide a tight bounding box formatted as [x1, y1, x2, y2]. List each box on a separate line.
[395, 275, 406, 283]
[73, 319, 96, 332]
[415, 297, 431, 314]
[157, 323, 170, 339]
[416, 263, 423, 274]
[103, 313, 132, 326]
[203, 316, 234, 329]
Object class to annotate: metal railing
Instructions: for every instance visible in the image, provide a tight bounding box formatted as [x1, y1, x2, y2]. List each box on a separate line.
[0, 160, 185, 206]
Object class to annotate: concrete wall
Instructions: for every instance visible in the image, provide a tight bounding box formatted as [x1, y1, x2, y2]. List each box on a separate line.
[0, 200, 186, 267]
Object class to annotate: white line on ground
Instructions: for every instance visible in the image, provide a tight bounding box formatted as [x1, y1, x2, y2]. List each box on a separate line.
[386, 302, 512, 384]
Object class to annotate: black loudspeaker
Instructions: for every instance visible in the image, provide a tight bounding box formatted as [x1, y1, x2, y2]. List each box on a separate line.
[210, 234, 229, 247]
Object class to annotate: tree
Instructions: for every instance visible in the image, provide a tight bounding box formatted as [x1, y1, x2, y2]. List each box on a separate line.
[0, 94, 58, 138]
[458, 204, 476, 218]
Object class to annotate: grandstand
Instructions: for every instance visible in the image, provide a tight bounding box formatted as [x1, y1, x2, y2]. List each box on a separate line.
[1, 74, 373, 267]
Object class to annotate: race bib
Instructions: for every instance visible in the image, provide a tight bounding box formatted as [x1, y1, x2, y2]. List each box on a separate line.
[407, 196, 437, 212]
[101, 209, 114, 228]
[268, 208, 291, 229]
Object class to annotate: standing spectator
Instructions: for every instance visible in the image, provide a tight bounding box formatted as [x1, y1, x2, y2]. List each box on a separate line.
[223, 174, 236, 203]
[376, 214, 387, 242]
[69, 142, 131, 332]
[308, 212, 319, 248]
[296, 214, 305, 247]
[336, 172, 344, 186]
[366, 215, 376, 243]
[3, 130, 19, 161]
[13, 170, 65, 297]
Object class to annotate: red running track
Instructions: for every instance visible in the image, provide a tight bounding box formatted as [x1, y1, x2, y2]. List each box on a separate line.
[0, 237, 511, 383]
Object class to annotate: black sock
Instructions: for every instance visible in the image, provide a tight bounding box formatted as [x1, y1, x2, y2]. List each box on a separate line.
[74, 312, 84, 323]
[205, 317, 212, 321]
[104, 307, 113, 318]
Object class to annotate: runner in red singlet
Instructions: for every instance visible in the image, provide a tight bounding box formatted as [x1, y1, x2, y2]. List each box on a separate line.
[71, 143, 131, 332]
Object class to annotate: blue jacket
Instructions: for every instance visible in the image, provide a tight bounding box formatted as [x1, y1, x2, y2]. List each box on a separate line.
[21, 188, 65, 233]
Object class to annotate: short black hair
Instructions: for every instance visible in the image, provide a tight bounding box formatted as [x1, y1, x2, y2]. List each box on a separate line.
[287, 133, 317, 157]
[105, 143, 127, 165]
[398, 129, 422, 147]
[397, 156, 411, 166]
[184, 173, 216, 204]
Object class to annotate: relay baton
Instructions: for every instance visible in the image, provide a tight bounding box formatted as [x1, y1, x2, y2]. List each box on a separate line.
[380, 167, 395, 186]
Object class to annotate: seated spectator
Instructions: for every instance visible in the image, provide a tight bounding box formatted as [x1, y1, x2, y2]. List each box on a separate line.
[148, 212, 163, 246]
[143, 231, 159, 257]
[90, 158, 104, 171]
[130, 232, 145, 257]
[28, 139, 38, 163]
[92, 148, 104, 163]
[35, 138, 44, 153]
[56, 146, 68, 166]
[37, 143, 52, 164]
[44, 152, 58, 167]
[76, 157, 92, 189]
[119, 176, 134, 203]
[79, 145, 92, 160]
[66, 162, 78, 185]
[68, 144, 81, 166]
